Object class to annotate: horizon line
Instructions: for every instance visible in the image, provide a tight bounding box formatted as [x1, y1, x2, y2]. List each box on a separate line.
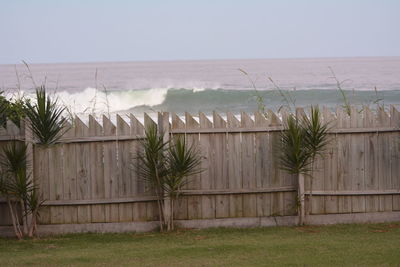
[1, 55, 400, 66]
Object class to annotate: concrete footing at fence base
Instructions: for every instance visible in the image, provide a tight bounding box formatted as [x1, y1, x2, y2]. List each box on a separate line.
[1, 211, 399, 237]
[304, 211, 400, 225]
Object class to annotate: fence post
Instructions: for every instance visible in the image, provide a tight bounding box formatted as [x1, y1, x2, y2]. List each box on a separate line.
[158, 112, 172, 230]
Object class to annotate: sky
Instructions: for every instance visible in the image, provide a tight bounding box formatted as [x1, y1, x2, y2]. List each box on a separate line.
[0, 0, 399, 64]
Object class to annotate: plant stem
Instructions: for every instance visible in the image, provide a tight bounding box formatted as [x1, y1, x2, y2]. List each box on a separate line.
[298, 173, 305, 225]
[7, 198, 22, 239]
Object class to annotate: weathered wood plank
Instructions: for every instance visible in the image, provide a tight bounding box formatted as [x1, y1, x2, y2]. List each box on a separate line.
[337, 108, 352, 213]
[185, 113, 202, 220]
[0, 122, 19, 226]
[62, 122, 78, 224]
[103, 116, 119, 222]
[75, 117, 91, 223]
[89, 116, 105, 222]
[199, 113, 216, 219]
[323, 107, 339, 214]
[214, 112, 230, 218]
[227, 112, 243, 217]
[35, 145, 51, 224]
[241, 112, 257, 217]
[49, 144, 64, 224]
[377, 108, 392, 211]
[350, 106, 366, 213]
[268, 110, 284, 216]
[364, 107, 380, 212]
[0, 203, 12, 226]
[390, 106, 400, 210]
[254, 111, 272, 216]
[130, 114, 148, 221]
[117, 115, 133, 222]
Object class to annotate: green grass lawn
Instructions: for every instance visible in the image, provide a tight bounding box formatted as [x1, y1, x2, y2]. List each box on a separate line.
[0, 223, 399, 266]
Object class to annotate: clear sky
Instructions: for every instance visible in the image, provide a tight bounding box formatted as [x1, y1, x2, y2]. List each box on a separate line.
[1, 0, 399, 64]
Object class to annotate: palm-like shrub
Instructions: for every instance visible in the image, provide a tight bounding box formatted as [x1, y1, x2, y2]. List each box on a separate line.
[164, 137, 202, 230]
[279, 106, 330, 225]
[137, 125, 202, 231]
[302, 107, 330, 161]
[302, 107, 330, 203]
[0, 142, 43, 239]
[25, 86, 66, 145]
[137, 125, 168, 231]
[280, 115, 312, 175]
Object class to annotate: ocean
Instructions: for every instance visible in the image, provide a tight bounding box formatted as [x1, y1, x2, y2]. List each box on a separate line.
[0, 57, 399, 117]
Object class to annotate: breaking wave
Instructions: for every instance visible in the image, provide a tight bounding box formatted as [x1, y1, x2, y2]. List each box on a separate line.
[15, 87, 400, 116]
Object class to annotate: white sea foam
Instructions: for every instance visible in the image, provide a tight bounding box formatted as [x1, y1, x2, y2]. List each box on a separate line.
[56, 87, 169, 114]
[13, 87, 170, 115]
[193, 87, 206, 92]
[47, 86, 213, 114]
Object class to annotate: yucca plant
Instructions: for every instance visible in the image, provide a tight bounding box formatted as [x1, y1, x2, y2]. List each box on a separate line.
[0, 171, 24, 238]
[136, 125, 169, 231]
[280, 115, 312, 175]
[25, 187, 44, 237]
[279, 106, 330, 225]
[136, 125, 202, 232]
[164, 137, 202, 230]
[0, 142, 43, 239]
[301, 107, 330, 216]
[24, 86, 66, 145]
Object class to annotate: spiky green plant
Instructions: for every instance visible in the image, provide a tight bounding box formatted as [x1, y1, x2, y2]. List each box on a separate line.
[0, 142, 42, 238]
[24, 86, 66, 145]
[136, 125, 202, 232]
[1, 141, 28, 174]
[25, 187, 44, 237]
[302, 107, 330, 160]
[279, 107, 330, 225]
[301, 106, 330, 215]
[164, 137, 202, 230]
[136, 124, 168, 231]
[279, 115, 311, 226]
[279, 115, 312, 175]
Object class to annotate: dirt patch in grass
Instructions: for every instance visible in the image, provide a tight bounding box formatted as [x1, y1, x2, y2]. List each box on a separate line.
[194, 235, 208, 241]
[368, 223, 400, 233]
[295, 225, 321, 233]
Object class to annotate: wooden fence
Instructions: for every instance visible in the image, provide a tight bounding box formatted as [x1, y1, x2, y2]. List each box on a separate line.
[0, 106, 399, 234]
